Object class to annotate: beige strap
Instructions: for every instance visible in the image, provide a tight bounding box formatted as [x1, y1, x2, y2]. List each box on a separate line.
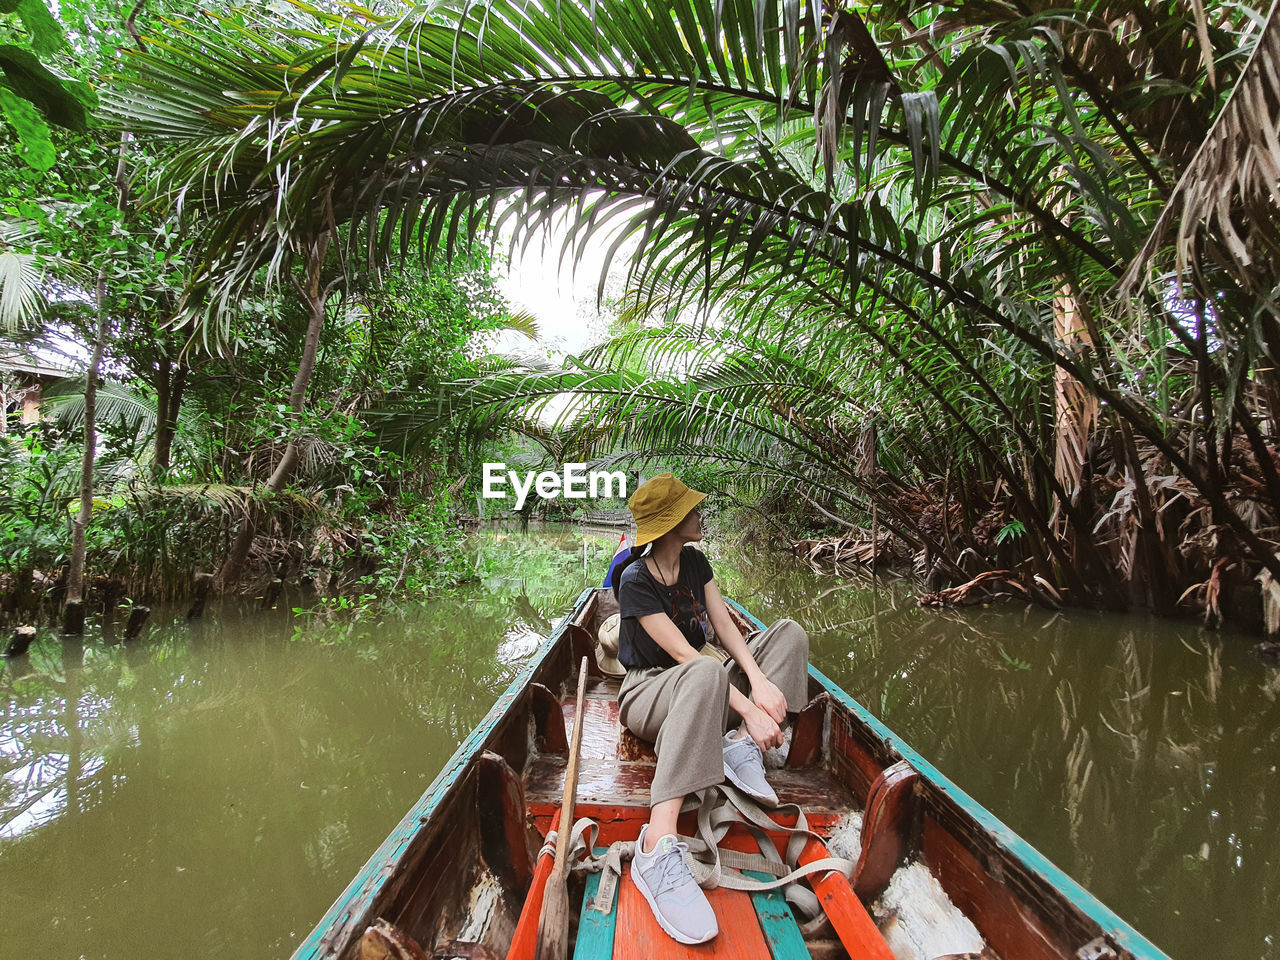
[562, 785, 854, 922]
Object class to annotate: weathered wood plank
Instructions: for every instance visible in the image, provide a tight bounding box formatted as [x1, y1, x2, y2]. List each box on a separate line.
[356, 918, 429, 960]
[852, 759, 922, 902]
[525, 755, 855, 816]
[563, 695, 627, 761]
[785, 695, 827, 769]
[746, 870, 811, 960]
[390, 804, 479, 947]
[530, 683, 569, 756]
[922, 815, 1067, 960]
[476, 752, 536, 895]
[557, 685, 660, 763]
[613, 873, 770, 959]
[569, 623, 605, 681]
[573, 868, 618, 959]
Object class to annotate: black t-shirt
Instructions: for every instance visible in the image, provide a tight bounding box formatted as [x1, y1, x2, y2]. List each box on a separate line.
[617, 545, 715, 670]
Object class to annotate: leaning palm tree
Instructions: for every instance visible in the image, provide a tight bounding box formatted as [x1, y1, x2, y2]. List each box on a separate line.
[113, 0, 1280, 610]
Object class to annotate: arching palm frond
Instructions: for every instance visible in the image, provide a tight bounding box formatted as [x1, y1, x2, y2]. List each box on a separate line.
[1121, 0, 1280, 296]
[0, 252, 46, 330]
[109, 0, 1280, 590]
[40, 379, 206, 470]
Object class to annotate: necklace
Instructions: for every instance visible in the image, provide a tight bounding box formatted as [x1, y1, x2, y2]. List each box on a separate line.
[654, 550, 680, 587]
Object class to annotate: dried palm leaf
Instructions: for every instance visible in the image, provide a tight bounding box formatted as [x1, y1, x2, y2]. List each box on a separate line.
[1120, 0, 1280, 296]
[1053, 284, 1098, 500]
[1256, 555, 1280, 634]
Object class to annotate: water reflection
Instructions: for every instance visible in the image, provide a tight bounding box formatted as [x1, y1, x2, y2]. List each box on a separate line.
[0, 525, 1276, 960]
[717, 553, 1280, 960]
[0, 523, 598, 960]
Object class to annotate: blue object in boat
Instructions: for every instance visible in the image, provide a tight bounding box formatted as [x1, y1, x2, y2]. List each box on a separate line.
[603, 536, 630, 588]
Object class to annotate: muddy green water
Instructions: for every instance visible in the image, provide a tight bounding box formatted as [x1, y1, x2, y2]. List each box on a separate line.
[1, 525, 1276, 959]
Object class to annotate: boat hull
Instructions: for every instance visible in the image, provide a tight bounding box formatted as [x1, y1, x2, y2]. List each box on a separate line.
[290, 588, 1170, 960]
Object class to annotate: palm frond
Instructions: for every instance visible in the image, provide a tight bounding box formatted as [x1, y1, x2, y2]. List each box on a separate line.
[1119, 0, 1280, 296]
[502, 308, 540, 340]
[0, 252, 46, 330]
[106, 0, 1280, 588]
[40, 379, 206, 467]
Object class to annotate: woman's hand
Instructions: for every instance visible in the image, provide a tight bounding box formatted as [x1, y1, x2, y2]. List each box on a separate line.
[751, 676, 788, 724]
[743, 704, 784, 751]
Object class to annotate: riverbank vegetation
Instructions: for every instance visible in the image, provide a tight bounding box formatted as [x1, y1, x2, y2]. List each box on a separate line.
[6, 0, 1280, 633]
[0, 0, 535, 623]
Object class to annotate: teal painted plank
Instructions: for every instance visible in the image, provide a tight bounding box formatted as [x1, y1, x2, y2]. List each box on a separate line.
[722, 597, 1171, 960]
[291, 588, 596, 960]
[574, 858, 618, 959]
[746, 870, 810, 960]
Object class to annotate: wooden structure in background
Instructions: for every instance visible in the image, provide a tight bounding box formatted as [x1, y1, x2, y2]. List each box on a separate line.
[0, 351, 75, 431]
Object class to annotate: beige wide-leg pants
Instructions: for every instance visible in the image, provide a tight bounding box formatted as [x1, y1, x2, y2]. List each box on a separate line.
[617, 619, 810, 806]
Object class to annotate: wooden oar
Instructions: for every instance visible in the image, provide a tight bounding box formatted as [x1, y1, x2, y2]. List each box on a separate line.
[533, 656, 590, 960]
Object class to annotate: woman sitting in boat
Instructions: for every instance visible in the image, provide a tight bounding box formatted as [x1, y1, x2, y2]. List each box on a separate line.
[610, 473, 810, 946]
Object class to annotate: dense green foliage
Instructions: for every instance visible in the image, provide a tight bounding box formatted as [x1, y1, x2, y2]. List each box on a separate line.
[0, 0, 92, 171]
[102, 0, 1280, 623]
[7, 0, 1280, 628]
[0, 0, 535, 615]
[2, 248, 519, 606]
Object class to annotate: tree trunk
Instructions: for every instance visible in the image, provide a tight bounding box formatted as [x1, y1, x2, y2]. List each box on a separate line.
[1256, 307, 1280, 439]
[64, 120, 136, 632]
[1114, 421, 1179, 614]
[153, 355, 186, 477]
[215, 231, 331, 592]
[154, 354, 170, 477]
[64, 298, 110, 634]
[63, 4, 148, 633]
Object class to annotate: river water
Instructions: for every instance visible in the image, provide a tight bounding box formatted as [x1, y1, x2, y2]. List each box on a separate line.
[1, 524, 1275, 959]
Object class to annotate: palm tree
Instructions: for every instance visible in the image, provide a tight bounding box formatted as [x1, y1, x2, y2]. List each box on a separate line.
[113, 0, 1280, 609]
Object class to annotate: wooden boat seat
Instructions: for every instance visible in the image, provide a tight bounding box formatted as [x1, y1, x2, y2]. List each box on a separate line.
[525, 680, 859, 836]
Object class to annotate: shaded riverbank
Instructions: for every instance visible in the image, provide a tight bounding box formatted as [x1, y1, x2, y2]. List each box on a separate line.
[1, 524, 1277, 959]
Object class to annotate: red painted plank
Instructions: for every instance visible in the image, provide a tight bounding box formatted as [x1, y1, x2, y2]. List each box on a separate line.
[797, 835, 896, 960]
[505, 809, 559, 960]
[530, 804, 647, 847]
[921, 815, 1067, 960]
[614, 870, 770, 959]
[528, 806, 845, 851]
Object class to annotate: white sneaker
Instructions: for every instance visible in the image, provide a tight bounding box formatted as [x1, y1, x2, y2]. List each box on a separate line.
[630, 825, 718, 944]
[722, 731, 779, 806]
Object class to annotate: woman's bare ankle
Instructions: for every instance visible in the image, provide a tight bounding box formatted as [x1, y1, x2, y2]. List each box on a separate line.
[645, 797, 683, 852]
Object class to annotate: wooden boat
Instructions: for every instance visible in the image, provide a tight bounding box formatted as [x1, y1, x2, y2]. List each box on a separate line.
[291, 587, 1171, 960]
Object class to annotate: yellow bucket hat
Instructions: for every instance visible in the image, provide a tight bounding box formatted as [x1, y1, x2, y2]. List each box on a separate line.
[628, 473, 707, 547]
